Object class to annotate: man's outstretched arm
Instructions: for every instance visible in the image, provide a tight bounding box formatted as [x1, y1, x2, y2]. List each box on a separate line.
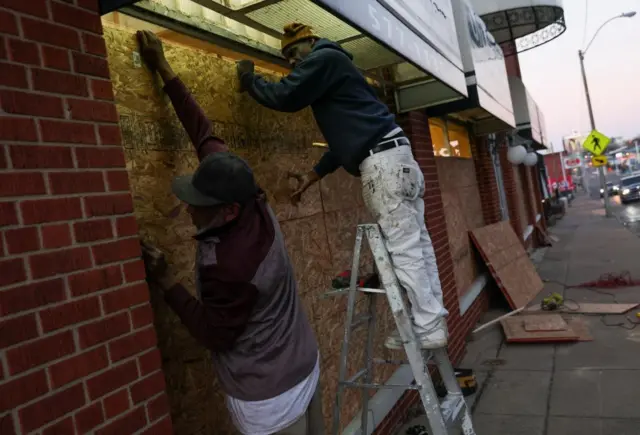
[237, 51, 339, 113]
[137, 30, 227, 161]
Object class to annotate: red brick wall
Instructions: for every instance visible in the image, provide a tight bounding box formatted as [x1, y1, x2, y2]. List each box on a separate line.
[498, 143, 524, 242]
[531, 165, 547, 232]
[372, 111, 489, 434]
[519, 165, 535, 227]
[471, 135, 502, 225]
[0, 1, 171, 433]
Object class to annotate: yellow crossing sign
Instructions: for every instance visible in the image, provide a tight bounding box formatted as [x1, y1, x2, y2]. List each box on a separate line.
[582, 129, 610, 156]
[591, 155, 608, 167]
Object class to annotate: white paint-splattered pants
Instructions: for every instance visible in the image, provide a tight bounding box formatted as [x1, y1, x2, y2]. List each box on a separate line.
[360, 145, 448, 334]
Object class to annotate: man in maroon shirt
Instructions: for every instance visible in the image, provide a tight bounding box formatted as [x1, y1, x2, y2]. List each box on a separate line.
[136, 31, 322, 435]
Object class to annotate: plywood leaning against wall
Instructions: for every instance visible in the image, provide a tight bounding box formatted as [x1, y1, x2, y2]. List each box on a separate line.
[436, 158, 485, 297]
[470, 221, 543, 310]
[104, 22, 398, 434]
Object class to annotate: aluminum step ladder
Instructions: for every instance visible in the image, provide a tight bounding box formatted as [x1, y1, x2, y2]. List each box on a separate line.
[331, 224, 476, 435]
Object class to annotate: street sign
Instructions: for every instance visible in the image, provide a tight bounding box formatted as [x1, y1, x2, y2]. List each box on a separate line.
[564, 155, 582, 169]
[592, 155, 608, 167]
[582, 129, 611, 156]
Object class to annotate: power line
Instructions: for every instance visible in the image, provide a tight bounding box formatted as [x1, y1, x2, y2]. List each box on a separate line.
[582, 0, 589, 48]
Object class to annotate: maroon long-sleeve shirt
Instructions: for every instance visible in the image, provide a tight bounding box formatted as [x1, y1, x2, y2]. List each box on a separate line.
[162, 77, 261, 352]
[160, 77, 318, 401]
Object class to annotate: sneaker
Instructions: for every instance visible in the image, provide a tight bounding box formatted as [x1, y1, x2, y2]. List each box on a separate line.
[385, 321, 448, 350]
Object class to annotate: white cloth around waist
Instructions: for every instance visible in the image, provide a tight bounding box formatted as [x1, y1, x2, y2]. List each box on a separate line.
[227, 354, 320, 435]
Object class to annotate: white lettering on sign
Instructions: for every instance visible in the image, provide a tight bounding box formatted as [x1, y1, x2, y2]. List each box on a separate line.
[564, 156, 582, 169]
[369, 4, 380, 30]
[368, 2, 444, 77]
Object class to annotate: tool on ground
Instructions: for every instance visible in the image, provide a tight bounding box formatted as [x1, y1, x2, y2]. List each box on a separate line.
[455, 369, 477, 397]
[541, 293, 564, 311]
[331, 270, 379, 290]
[330, 224, 476, 435]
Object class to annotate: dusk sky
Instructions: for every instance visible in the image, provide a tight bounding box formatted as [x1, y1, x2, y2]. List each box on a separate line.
[518, 0, 640, 152]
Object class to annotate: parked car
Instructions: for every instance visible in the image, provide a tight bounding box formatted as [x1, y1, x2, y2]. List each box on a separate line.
[620, 174, 640, 204]
[600, 181, 620, 197]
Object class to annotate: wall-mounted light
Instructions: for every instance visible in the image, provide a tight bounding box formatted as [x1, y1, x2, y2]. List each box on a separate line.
[507, 145, 527, 165]
[523, 152, 539, 167]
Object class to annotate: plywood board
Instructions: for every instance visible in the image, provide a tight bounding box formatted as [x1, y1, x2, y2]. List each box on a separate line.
[525, 303, 639, 315]
[501, 316, 579, 343]
[523, 314, 568, 332]
[565, 316, 593, 342]
[104, 19, 390, 434]
[471, 221, 544, 309]
[436, 158, 483, 297]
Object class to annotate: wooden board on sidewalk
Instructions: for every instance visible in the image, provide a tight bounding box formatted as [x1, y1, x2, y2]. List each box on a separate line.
[471, 221, 544, 309]
[523, 315, 568, 332]
[565, 317, 594, 342]
[525, 303, 639, 315]
[501, 315, 579, 343]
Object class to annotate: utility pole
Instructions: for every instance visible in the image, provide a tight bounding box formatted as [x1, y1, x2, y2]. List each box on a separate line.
[579, 49, 611, 217]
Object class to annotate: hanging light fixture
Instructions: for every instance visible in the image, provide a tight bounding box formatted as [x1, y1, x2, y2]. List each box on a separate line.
[523, 152, 539, 167]
[507, 145, 527, 165]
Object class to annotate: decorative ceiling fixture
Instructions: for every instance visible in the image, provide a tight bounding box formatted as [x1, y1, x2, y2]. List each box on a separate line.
[516, 20, 566, 53]
[472, 1, 566, 55]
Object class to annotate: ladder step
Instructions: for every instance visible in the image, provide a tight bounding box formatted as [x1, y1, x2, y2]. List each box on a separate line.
[440, 394, 466, 427]
[339, 381, 422, 390]
[350, 314, 372, 330]
[322, 287, 386, 298]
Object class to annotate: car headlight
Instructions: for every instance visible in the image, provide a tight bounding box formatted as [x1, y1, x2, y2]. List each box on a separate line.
[614, 185, 620, 190]
[623, 189, 631, 195]
[600, 188, 604, 193]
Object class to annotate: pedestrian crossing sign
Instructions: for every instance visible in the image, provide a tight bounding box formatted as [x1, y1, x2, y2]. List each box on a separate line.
[582, 129, 610, 156]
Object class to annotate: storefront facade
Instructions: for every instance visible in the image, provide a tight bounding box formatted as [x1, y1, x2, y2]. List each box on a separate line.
[0, 0, 563, 434]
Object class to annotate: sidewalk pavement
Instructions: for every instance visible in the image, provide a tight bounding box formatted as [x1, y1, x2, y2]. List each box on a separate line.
[397, 194, 640, 435]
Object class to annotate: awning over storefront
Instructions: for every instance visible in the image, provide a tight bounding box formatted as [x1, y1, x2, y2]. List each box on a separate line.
[470, 0, 565, 53]
[509, 76, 546, 150]
[537, 107, 549, 149]
[108, 0, 469, 110]
[420, 0, 515, 135]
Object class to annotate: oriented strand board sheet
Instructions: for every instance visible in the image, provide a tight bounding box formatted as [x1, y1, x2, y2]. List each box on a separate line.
[501, 316, 579, 343]
[105, 20, 391, 434]
[471, 221, 544, 309]
[523, 314, 568, 332]
[436, 158, 484, 297]
[526, 303, 640, 315]
[565, 317, 594, 342]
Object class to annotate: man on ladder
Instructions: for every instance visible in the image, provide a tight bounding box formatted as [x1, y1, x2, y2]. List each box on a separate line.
[236, 23, 449, 351]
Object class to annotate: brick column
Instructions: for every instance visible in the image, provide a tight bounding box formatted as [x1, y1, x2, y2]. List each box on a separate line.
[0, 1, 171, 434]
[520, 165, 536, 227]
[498, 139, 524, 241]
[471, 135, 502, 225]
[531, 165, 547, 231]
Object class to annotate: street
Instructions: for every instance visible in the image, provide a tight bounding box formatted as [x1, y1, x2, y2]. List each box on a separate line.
[584, 170, 640, 235]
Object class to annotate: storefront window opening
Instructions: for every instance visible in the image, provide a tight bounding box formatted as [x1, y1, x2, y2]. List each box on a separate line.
[428, 117, 472, 159]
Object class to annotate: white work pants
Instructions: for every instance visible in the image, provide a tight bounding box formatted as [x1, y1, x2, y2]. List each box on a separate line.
[360, 145, 448, 334]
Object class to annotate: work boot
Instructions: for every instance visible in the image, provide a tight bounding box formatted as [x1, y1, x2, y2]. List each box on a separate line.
[384, 320, 448, 350]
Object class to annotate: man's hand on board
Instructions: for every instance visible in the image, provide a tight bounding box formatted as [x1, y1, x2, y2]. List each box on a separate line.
[236, 60, 255, 92]
[136, 30, 176, 82]
[141, 241, 177, 291]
